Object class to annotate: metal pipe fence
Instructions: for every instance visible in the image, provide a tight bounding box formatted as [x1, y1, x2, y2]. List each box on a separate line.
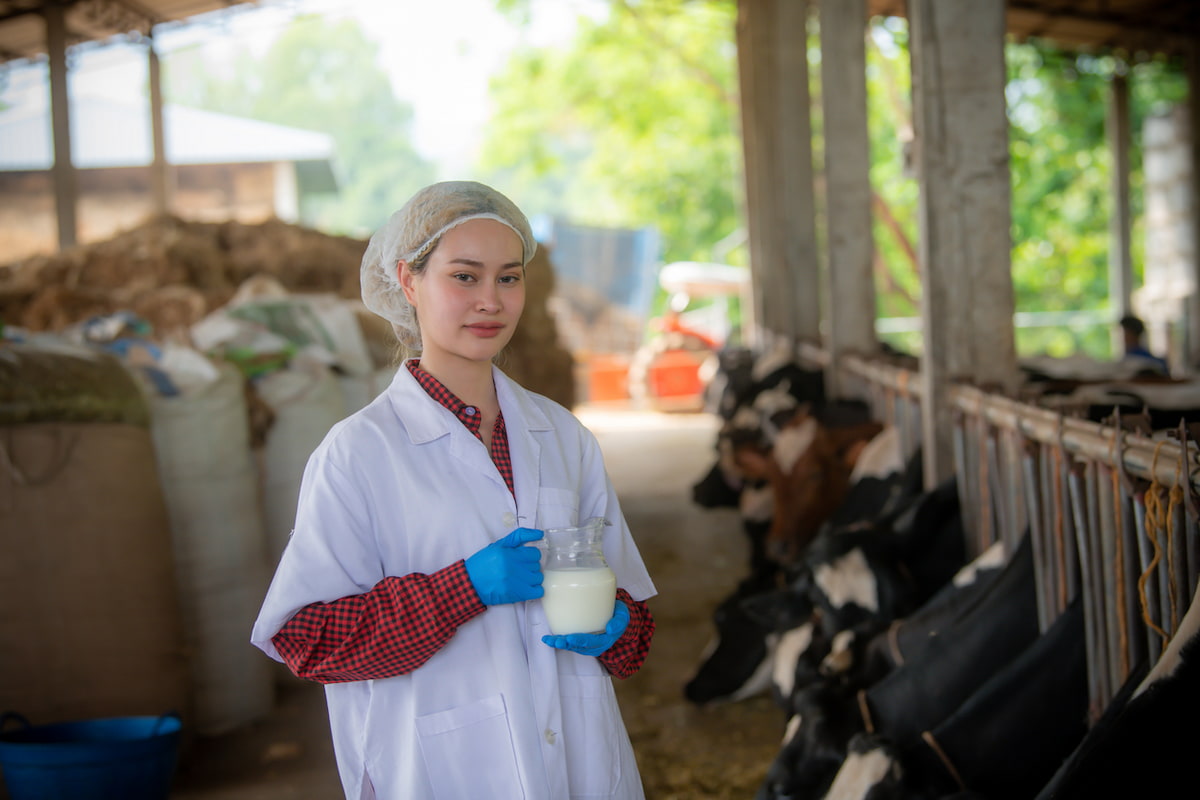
[831, 352, 1200, 721]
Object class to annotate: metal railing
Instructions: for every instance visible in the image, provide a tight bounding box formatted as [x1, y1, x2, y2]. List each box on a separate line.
[823, 350, 1200, 722]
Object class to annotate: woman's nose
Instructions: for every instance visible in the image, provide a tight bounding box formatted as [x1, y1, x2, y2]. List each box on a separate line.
[477, 285, 501, 312]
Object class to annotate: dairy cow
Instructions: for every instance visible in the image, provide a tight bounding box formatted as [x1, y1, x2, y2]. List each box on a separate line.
[857, 532, 1038, 749]
[685, 425, 906, 707]
[755, 535, 1039, 800]
[733, 408, 884, 565]
[819, 598, 1087, 800]
[683, 569, 784, 705]
[1032, 582, 1200, 799]
[805, 473, 967, 638]
[691, 348, 833, 581]
[819, 540, 1008, 689]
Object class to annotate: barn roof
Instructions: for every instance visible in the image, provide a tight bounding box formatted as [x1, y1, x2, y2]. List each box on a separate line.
[868, 0, 1200, 59]
[1, 1, 1196, 68]
[0, 0, 257, 63]
[0, 92, 337, 187]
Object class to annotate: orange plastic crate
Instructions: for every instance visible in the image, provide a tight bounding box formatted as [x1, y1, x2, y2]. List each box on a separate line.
[586, 354, 630, 402]
[647, 349, 705, 399]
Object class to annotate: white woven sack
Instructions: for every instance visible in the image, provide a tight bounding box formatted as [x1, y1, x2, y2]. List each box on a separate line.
[256, 363, 346, 562]
[145, 359, 275, 735]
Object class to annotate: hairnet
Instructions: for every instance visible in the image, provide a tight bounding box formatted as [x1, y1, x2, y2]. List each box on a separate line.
[360, 181, 537, 349]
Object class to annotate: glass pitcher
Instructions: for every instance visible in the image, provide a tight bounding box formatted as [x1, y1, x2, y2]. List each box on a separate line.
[537, 517, 617, 635]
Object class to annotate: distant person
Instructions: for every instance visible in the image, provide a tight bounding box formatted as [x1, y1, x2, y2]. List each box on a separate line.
[1119, 314, 1170, 376]
[251, 181, 656, 799]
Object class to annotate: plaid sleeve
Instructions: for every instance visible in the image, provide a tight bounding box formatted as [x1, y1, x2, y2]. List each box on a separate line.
[597, 588, 656, 680]
[271, 560, 486, 683]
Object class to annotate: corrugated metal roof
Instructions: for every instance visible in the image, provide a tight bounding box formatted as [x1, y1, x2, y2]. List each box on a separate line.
[0, 93, 335, 169]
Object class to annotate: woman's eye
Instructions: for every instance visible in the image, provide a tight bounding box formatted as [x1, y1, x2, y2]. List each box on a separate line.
[499, 273, 523, 285]
[452, 272, 475, 283]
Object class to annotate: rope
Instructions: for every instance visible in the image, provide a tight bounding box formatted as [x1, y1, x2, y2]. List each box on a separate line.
[1141, 438, 1181, 643]
[857, 689, 875, 734]
[921, 731, 966, 791]
[1109, 434, 1130, 678]
[0, 429, 80, 487]
[0, 436, 27, 486]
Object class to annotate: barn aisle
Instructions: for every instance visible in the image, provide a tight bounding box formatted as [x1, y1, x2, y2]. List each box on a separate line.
[169, 404, 781, 800]
[581, 405, 784, 798]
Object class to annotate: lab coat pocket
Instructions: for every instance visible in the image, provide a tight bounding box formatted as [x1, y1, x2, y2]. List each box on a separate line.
[415, 695, 525, 799]
[559, 673, 622, 796]
[536, 487, 580, 529]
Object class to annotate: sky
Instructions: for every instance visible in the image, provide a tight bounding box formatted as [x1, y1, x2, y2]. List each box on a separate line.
[0, 0, 605, 174]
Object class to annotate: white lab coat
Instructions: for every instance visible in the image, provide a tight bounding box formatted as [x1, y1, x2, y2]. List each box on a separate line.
[252, 363, 657, 800]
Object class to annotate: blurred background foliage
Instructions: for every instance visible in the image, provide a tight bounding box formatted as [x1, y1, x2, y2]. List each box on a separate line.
[162, 0, 1189, 359]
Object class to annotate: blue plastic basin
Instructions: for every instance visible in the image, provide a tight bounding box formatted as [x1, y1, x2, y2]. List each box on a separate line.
[0, 712, 181, 800]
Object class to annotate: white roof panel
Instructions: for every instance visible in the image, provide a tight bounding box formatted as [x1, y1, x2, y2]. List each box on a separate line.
[0, 93, 335, 170]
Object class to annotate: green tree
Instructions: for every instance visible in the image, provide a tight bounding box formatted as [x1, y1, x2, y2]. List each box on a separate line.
[489, 4, 1190, 358]
[479, 0, 743, 267]
[165, 15, 435, 235]
[1006, 43, 1186, 358]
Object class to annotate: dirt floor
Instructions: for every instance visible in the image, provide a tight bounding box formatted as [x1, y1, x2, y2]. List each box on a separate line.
[168, 404, 783, 800]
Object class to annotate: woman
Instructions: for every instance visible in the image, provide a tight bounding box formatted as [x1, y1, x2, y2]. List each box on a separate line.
[251, 181, 657, 799]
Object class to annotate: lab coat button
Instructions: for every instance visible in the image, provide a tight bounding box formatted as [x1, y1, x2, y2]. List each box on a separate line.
[544, 728, 557, 745]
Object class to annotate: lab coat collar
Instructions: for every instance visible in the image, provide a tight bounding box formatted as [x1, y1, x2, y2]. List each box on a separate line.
[385, 360, 554, 443]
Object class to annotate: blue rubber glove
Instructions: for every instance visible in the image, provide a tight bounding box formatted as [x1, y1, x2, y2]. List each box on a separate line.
[541, 599, 630, 657]
[464, 527, 544, 606]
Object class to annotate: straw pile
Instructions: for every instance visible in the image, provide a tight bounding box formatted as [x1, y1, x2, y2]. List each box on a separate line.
[0, 214, 576, 407]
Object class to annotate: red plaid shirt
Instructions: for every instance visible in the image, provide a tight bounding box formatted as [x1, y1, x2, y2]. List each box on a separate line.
[271, 361, 654, 681]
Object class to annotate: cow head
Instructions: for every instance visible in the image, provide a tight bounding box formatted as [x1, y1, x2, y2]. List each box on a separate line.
[735, 409, 883, 566]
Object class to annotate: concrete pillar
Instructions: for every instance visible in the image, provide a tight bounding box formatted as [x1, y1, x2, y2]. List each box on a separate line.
[820, 0, 876, 398]
[909, 0, 1017, 487]
[1186, 47, 1200, 369]
[736, 0, 820, 346]
[1108, 72, 1134, 354]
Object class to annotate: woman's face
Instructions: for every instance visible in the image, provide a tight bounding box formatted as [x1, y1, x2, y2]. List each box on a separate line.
[399, 218, 526, 368]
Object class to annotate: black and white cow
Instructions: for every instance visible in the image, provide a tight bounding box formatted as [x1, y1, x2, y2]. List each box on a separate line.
[755, 535, 1039, 800]
[817, 596, 1087, 800]
[820, 539, 1008, 690]
[804, 473, 966, 639]
[899, 597, 1088, 799]
[857, 532, 1038, 750]
[1032, 582, 1200, 799]
[683, 570, 785, 706]
[685, 427, 910, 707]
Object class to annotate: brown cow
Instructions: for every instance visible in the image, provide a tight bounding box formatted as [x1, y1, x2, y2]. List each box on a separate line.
[733, 407, 883, 565]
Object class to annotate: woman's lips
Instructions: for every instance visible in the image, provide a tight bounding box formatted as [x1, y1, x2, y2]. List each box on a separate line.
[466, 323, 504, 338]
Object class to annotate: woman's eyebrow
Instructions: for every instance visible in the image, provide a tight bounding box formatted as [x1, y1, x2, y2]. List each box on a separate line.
[448, 257, 523, 269]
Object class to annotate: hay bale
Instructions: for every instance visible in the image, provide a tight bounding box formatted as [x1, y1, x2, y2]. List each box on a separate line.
[0, 214, 576, 408]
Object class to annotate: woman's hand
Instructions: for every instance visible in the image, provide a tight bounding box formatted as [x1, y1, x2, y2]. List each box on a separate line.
[541, 599, 630, 657]
[464, 527, 544, 605]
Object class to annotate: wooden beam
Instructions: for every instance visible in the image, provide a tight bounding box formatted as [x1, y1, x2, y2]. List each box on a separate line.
[44, 1, 78, 251]
[147, 37, 171, 214]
